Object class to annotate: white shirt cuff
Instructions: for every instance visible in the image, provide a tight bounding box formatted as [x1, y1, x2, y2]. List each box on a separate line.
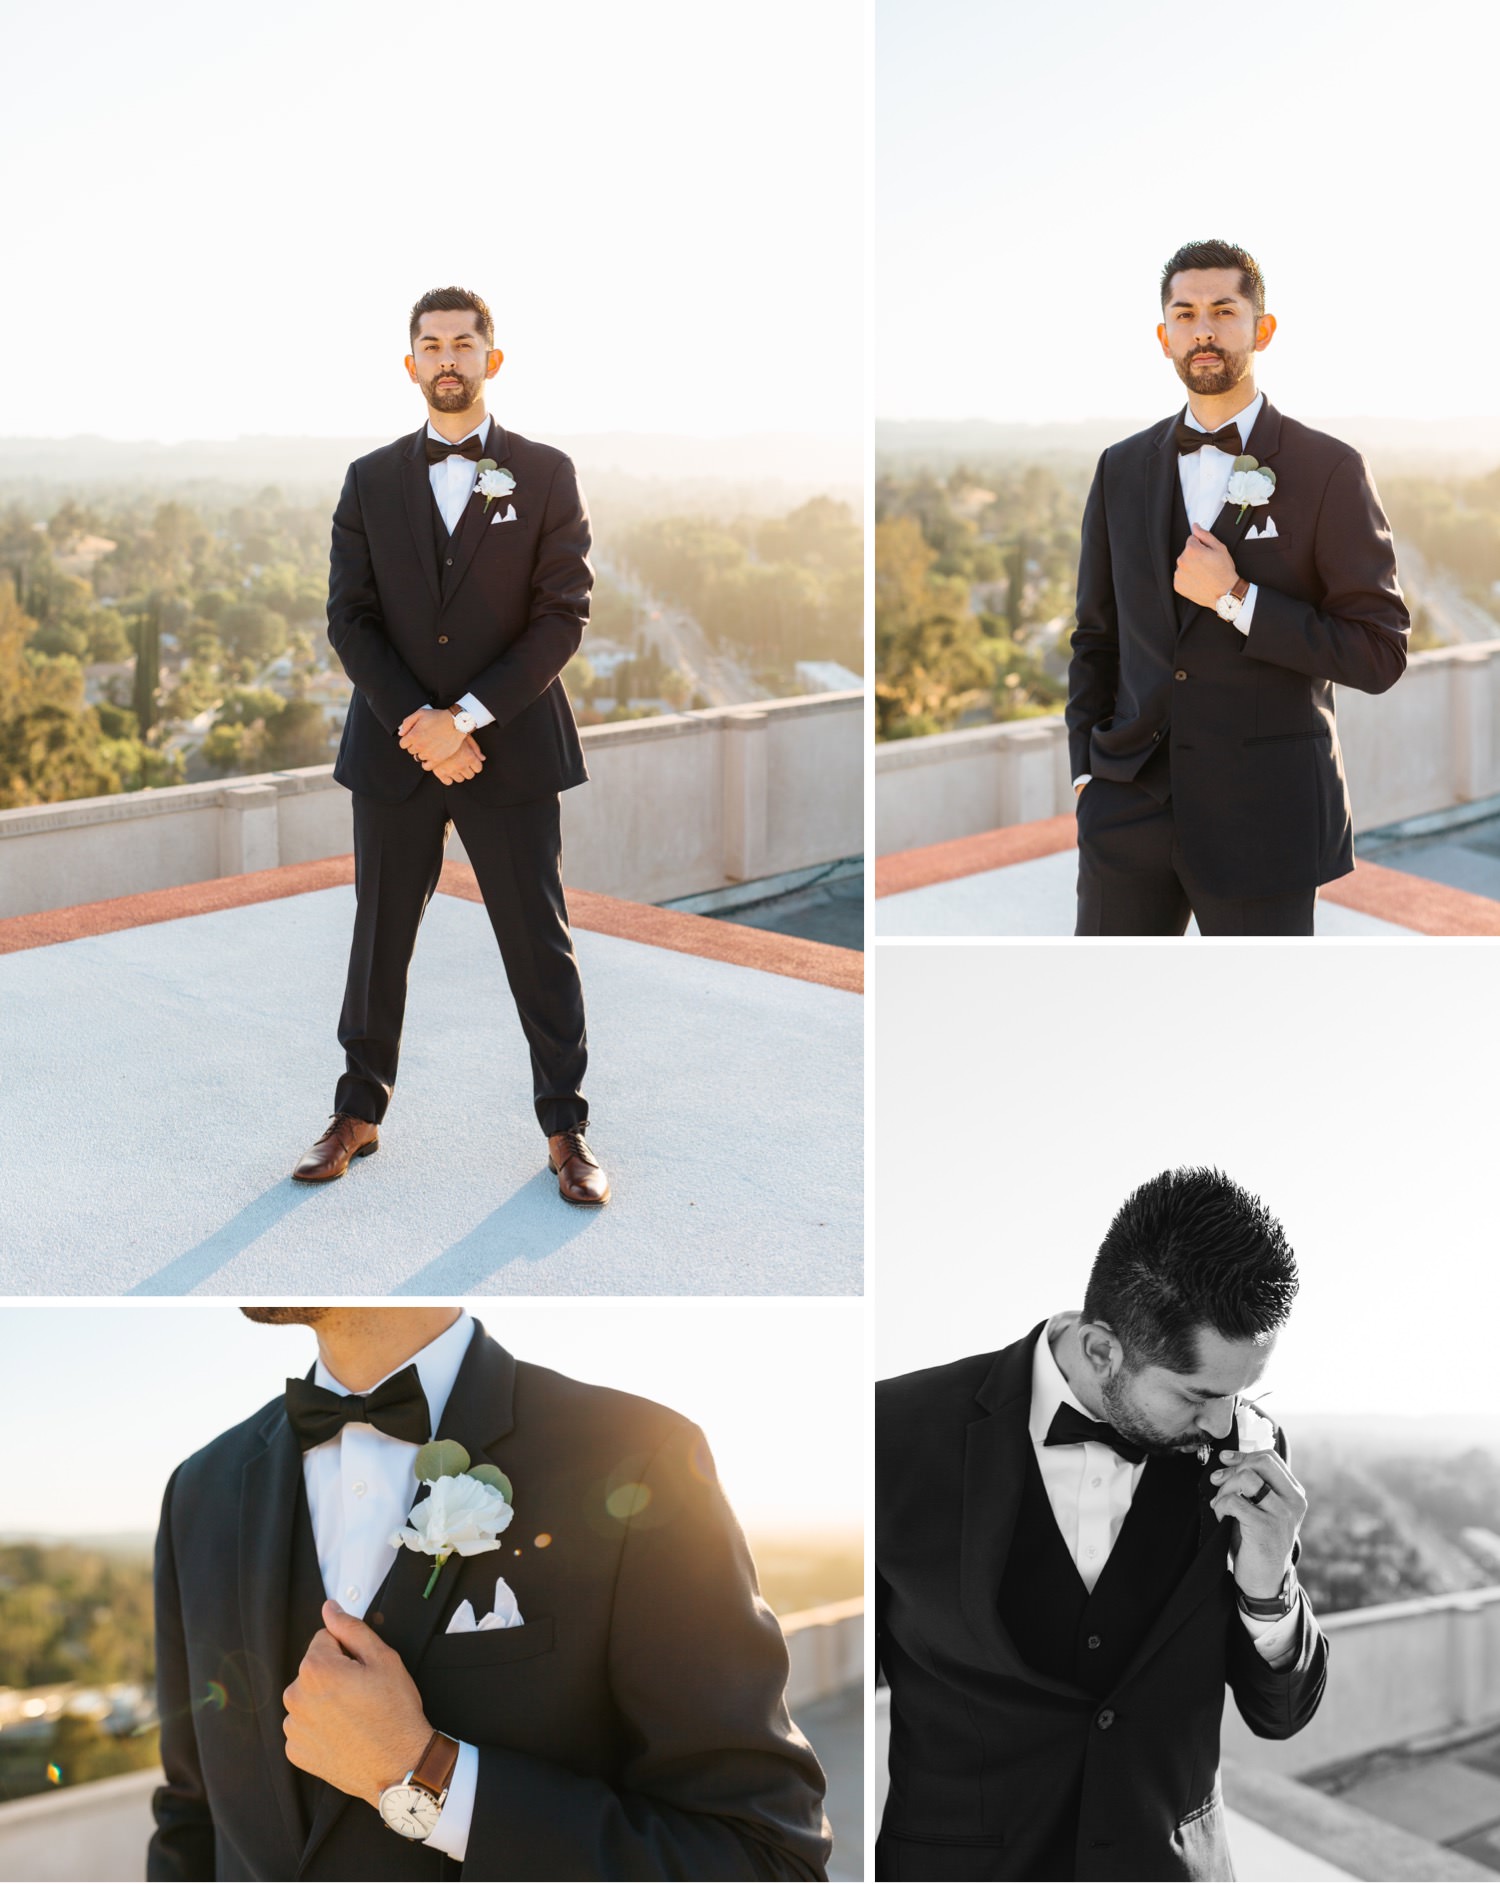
[422, 1739, 477, 1861]
[457, 691, 495, 729]
[1240, 1591, 1300, 1665]
[1235, 583, 1258, 635]
[1073, 774, 1092, 790]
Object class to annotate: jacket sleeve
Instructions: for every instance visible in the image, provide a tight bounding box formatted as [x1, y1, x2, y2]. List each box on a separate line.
[463, 1422, 832, 1881]
[326, 462, 433, 734]
[147, 1469, 215, 1882]
[464, 455, 593, 729]
[1242, 449, 1409, 694]
[1065, 450, 1119, 779]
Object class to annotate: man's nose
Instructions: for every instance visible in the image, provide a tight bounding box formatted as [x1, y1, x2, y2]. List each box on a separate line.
[1195, 1400, 1236, 1438]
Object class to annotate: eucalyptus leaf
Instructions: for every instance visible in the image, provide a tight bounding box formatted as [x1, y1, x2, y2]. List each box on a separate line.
[466, 1464, 514, 1502]
[1231, 455, 1259, 473]
[475, 458, 497, 474]
[415, 1439, 471, 1483]
[1259, 467, 1277, 486]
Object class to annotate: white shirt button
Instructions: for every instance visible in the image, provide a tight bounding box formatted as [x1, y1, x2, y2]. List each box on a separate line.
[1086, 1546, 1097, 1559]
[345, 1585, 360, 1604]
[1091, 1476, 1102, 1488]
[351, 1481, 367, 1497]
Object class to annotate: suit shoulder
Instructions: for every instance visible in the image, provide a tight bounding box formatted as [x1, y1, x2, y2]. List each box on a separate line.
[170, 1393, 286, 1493]
[502, 429, 576, 476]
[346, 432, 416, 478]
[513, 1359, 696, 1454]
[1276, 412, 1364, 470]
[1099, 418, 1171, 468]
[878, 1349, 999, 1418]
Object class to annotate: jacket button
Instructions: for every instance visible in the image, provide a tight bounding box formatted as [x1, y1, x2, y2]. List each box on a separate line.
[1174, 669, 1188, 681]
[446, 556, 454, 566]
[1087, 1634, 1102, 1650]
[1097, 1709, 1115, 1729]
[1151, 731, 1162, 741]
[438, 635, 449, 644]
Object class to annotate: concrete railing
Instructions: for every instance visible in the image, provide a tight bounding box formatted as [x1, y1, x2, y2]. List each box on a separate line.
[0, 692, 863, 921]
[0, 1601, 864, 1883]
[1224, 1584, 1500, 1778]
[875, 643, 1500, 855]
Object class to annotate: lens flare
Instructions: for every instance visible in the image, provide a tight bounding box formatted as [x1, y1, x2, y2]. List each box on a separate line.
[534, 1533, 552, 1549]
[45, 1764, 62, 1785]
[201, 1681, 228, 1712]
[605, 1482, 651, 1521]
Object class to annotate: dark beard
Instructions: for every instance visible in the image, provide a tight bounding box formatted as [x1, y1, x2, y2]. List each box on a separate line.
[1099, 1371, 1210, 1458]
[1171, 344, 1251, 397]
[423, 370, 483, 413]
[239, 1306, 329, 1326]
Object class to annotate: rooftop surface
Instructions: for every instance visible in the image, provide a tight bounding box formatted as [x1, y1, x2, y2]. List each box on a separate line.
[875, 816, 1500, 938]
[1308, 1721, 1500, 1876]
[1361, 802, 1500, 905]
[0, 860, 862, 1295]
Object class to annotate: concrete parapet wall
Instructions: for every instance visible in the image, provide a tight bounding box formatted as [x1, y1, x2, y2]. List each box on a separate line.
[0, 693, 863, 920]
[1223, 1586, 1500, 1778]
[782, 1597, 864, 1710]
[875, 644, 1500, 855]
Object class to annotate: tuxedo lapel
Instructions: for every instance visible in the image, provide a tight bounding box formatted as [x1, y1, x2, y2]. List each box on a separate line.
[1112, 1495, 1231, 1695]
[960, 1328, 1088, 1702]
[400, 427, 442, 608]
[297, 1323, 520, 1876]
[1209, 396, 1283, 554]
[238, 1404, 311, 1869]
[1146, 417, 1182, 637]
[440, 419, 513, 609]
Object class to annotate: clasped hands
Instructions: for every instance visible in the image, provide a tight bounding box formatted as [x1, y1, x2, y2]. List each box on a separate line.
[283, 1599, 433, 1809]
[398, 707, 484, 784]
[1174, 523, 1237, 609]
[1208, 1445, 1308, 1600]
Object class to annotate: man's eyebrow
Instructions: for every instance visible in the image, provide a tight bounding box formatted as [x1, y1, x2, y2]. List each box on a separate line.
[1168, 297, 1240, 310]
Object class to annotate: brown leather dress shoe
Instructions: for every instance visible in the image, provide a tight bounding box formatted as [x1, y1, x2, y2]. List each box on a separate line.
[548, 1127, 610, 1206]
[292, 1113, 379, 1182]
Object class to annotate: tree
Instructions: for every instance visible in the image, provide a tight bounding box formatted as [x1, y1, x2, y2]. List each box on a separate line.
[0, 705, 123, 807]
[219, 603, 289, 669]
[874, 516, 994, 739]
[131, 604, 161, 737]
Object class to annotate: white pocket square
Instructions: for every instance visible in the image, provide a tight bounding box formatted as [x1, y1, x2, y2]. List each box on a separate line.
[490, 504, 518, 525]
[1244, 516, 1278, 540]
[446, 1575, 524, 1633]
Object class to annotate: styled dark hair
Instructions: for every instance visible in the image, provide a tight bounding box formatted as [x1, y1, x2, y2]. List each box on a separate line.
[1082, 1167, 1296, 1373]
[408, 286, 494, 348]
[1159, 240, 1265, 316]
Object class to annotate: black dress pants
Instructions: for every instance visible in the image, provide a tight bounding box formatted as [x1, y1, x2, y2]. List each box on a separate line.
[334, 779, 588, 1135]
[1074, 776, 1316, 937]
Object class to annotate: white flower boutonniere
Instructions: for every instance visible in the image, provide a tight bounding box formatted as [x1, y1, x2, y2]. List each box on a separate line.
[1226, 454, 1276, 522]
[391, 1439, 514, 1599]
[474, 460, 517, 512]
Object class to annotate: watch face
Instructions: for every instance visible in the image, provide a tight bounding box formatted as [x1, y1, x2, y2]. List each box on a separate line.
[379, 1782, 442, 1840]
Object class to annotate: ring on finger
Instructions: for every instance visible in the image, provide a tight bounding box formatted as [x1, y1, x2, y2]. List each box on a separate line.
[1246, 1480, 1272, 1508]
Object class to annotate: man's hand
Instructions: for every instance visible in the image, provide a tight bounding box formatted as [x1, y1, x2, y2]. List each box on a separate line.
[1210, 1447, 1308, 1600]
[398, 707, 466, 769]
[429, 733, 485, 786]
[1174, 523, 1238, 608]
[283, 1600, 432, 1808]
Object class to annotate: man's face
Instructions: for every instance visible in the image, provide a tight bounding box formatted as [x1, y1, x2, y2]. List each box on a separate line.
[404, 311, 501, 413]
[1156, 267, 1273, 397]
[1100, 1323, 1275, 1456]
[239, 1307, 330, 1326]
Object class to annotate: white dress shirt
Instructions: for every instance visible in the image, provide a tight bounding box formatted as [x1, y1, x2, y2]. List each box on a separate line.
[1030, 1314, 1299, 1663]
[301, 1310, 480, 1860]
[1072, 391, 1264, 790]
[421, 414, 497, 732]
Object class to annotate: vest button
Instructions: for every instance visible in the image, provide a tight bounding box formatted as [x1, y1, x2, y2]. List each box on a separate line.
[1087, 1634, 1102, 1650]
[1151, 731, 1162, 741]
[446, 557, 454, 566]
[1097, 1708, 1115, 1729]
[1174, 669, 1188, 681]
[438, 635, 449, 644]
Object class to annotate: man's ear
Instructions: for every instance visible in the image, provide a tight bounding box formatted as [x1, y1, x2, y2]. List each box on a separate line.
[1079, 1321, 1122, 1378]
[1254, 313, 1277, 354]
[1156, 322, 1171, 358]
[404, 354, 420, 384]
[484, 348, 504, 380]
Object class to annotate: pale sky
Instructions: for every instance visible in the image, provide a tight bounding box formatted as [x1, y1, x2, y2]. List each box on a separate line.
[0, 1302, 863, 1536]
[876, 943, 1494, 1420]
[3, 0, 862, 443]
[878, 0, 1500, 423]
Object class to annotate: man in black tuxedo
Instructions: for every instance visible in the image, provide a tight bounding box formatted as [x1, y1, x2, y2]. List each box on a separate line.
[1067, 239, 1410, 935]
[150, 1306, 831, 1881]
[294, 286, 608, 1204]
[876, 1169, 1329, 1882]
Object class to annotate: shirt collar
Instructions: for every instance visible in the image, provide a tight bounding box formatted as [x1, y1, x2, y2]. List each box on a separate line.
[314, 1310, 474, 1436]
[1028, 1311, 1094, 1446]
[1183, 389, 1264, 449]
[426, 414, 491, 450]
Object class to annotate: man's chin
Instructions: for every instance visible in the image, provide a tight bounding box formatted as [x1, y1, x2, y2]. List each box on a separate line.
[239, 1306, 329, 1326]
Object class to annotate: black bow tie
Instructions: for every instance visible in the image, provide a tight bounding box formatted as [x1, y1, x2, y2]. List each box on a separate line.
[1174, 420, 1244, 457]
[284, 1364, 431, 1450]
[1044, 1403, 1148, 1466]
[425, 434, 486, 465]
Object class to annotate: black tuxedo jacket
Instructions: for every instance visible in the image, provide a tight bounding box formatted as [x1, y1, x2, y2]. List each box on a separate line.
[875, 1326, 1329, 1883]
[150, 1322, 830, 1882]
[328, 420, 591, 808]
[1067, 399, 1409, 898]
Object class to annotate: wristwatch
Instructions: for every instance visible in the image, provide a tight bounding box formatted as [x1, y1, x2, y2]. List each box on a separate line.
[1214, 576, 1251, 623]
[448, 707, 478, 736]
[377, 1730, 460, 1841]
[1237, 1569, 1297, 1620]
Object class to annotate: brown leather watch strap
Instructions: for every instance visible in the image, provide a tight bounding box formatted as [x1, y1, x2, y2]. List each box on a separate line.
[409, 1729, 460, 1799]
[1230, 576, 1250, 601]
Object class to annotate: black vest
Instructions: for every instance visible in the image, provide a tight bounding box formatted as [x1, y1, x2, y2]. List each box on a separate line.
[997, 1445, 1203, 1699]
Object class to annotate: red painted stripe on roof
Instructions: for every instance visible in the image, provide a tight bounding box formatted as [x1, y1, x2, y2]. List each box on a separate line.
[875, 817, 1079, 897]
[1320, 859, 1500, 936]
